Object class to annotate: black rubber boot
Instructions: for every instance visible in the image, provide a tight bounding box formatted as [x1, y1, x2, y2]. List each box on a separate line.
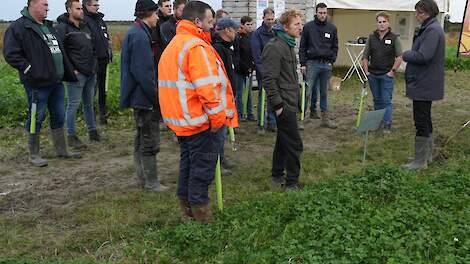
[141, 155, 169, 192]
[402, 136, 429, 170]
[28, 133, 48, 167]
[51, 128, 81, 159]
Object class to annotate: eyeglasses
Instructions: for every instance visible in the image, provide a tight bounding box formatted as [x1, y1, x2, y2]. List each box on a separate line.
[377, 20, 388, 24]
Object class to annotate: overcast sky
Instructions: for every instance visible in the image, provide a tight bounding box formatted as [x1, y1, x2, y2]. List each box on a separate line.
[0, 0, 467, 22]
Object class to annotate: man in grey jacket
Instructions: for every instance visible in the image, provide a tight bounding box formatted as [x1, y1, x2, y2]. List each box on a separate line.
[262, 10, 303, 191]
[402, 0, 444, 170]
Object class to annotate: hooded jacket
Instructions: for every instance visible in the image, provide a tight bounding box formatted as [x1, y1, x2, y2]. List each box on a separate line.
[55, 13, 97, 76]
[3, 7, 77, 87]
[212, 33, 235, 92]
[83, 7, 111, 63]
[233, 32, 254, 76]
[262, 27, 300, 113]
[158, 20, 238, 137]
[251, 22, 275, 76]
[120, 19, 157, 110]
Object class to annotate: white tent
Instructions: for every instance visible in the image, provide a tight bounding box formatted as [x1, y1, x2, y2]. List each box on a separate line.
[312, 0, 449, 66]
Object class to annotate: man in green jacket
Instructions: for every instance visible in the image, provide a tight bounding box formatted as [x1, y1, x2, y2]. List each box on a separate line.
[261, 10, 303, 190]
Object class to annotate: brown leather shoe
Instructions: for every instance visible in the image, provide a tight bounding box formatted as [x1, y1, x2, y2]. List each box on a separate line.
[191, 203, 213, 224]
[179, 199, 194, 220]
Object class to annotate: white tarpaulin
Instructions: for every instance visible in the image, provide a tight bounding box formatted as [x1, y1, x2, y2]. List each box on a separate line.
[323, 0, 446, 12]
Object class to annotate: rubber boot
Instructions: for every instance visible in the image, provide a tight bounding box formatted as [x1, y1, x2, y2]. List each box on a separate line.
[191, 203, 213, 224]
[28, 133, 48, 167]
[309, 110, 320, 119]
[408, 133, 433, 163]
[179, 199, 194, 220]
[298, 121, 305, 130]
[141, 155, 169, 192]
[99, 108, 107, 125]
[89, 129, 100, 142]
[320, 112, 337, 129]
[402, 136, 429, 170]
[67, 134, 86, 149]
[427, 133, 434, 164]
[134, 151, 145, 188]
[51, 128, 81, 159]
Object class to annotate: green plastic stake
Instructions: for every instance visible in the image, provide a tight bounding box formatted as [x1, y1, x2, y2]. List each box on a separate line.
[301, 81, 306, 121]
[105, 64, 110, 92]
[242, 76, 250, 117]
[356, 84, 368, 128]
[228, 127, 236, 151]
[30, 102, 37, 134]
[260, 88, 266, 127]
[215, 155, 223, 211]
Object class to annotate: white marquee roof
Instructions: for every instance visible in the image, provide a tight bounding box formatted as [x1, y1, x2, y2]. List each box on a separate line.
[323, 0, 448, 12]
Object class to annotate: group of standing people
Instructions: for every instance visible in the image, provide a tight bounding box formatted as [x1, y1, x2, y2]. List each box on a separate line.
[4, 0, 111, 167]
[3, 0, 445, 223]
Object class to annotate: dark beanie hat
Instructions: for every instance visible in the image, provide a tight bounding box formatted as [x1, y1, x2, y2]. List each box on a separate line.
[135, 0, 158, 15]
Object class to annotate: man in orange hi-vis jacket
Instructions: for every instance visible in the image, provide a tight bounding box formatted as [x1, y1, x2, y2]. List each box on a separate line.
[158, 0, 238, 224]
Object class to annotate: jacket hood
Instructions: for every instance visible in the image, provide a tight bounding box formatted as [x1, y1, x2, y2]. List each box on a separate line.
[83, 7, 104, 19]
[213, 33, 233, 47]
[272, 23, 284, 32]
[21, 6, 50, 25]
[259, 22, 273, 34]
[176, 20, 212, 44]
[57, 13, 70, 24]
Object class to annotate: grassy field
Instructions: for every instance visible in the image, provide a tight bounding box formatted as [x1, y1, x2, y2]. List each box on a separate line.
[0, 61, 469, 262]
[0, 23, 470, 263]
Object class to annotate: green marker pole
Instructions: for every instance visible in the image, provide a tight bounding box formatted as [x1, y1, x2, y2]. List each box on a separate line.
[30, 89, 38, 134]
[228, 127, 236, 151]
[260, 88, 266, 128]
[215, 155, 223, 211]
[301, 81, 306, 121]
[356, 83, 367, 127]
[243, 75, 249, 117]
[105, 64, 110, 92]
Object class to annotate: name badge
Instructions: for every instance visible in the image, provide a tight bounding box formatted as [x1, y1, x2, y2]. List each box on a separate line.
[385, 39, 392, 45]
[325, 33, 331, 39]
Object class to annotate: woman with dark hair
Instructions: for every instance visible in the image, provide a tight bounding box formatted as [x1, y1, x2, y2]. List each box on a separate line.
[402, 0, 444, 170]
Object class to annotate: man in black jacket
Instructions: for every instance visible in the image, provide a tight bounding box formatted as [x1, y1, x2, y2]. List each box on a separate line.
[262, 10, 303, 190]
[83, 0, 111, 125]
[299, 2, 338, 129]
[233, 16, 255, 121]
[212, 17, 240, 174]
[213, 17, 240, 90]
[159, 0, 186, 49]
[151, 0, 172, 64]
[56, 0, 100, 149]
[3, 0, 80, 167]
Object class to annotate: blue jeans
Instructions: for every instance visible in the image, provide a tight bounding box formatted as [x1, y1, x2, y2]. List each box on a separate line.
[306, 61, 332, 112]
[65, 73, 97, 135]
[256, 73, 276, 127]
[25, 83, 65, 134]
[367, 74, 395, 125]
[234, 73, 254, 120]
[177, 129, 220, 205]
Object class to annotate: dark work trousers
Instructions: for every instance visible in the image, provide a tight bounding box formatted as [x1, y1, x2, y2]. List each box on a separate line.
[413, 101, 433, 137]
[96, 62, 108, 118]
[177, 129, 220, 206]
[133, 108, 160, 157]
[272, 109, 303, 186]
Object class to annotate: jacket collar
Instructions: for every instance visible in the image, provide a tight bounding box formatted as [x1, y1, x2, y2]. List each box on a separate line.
[176, 20, 212, 44]
[57, 13, 84, 29]
[314, 16, 327, 25]
[21, 6, 53, 27]
[83, 7, 104, 20]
